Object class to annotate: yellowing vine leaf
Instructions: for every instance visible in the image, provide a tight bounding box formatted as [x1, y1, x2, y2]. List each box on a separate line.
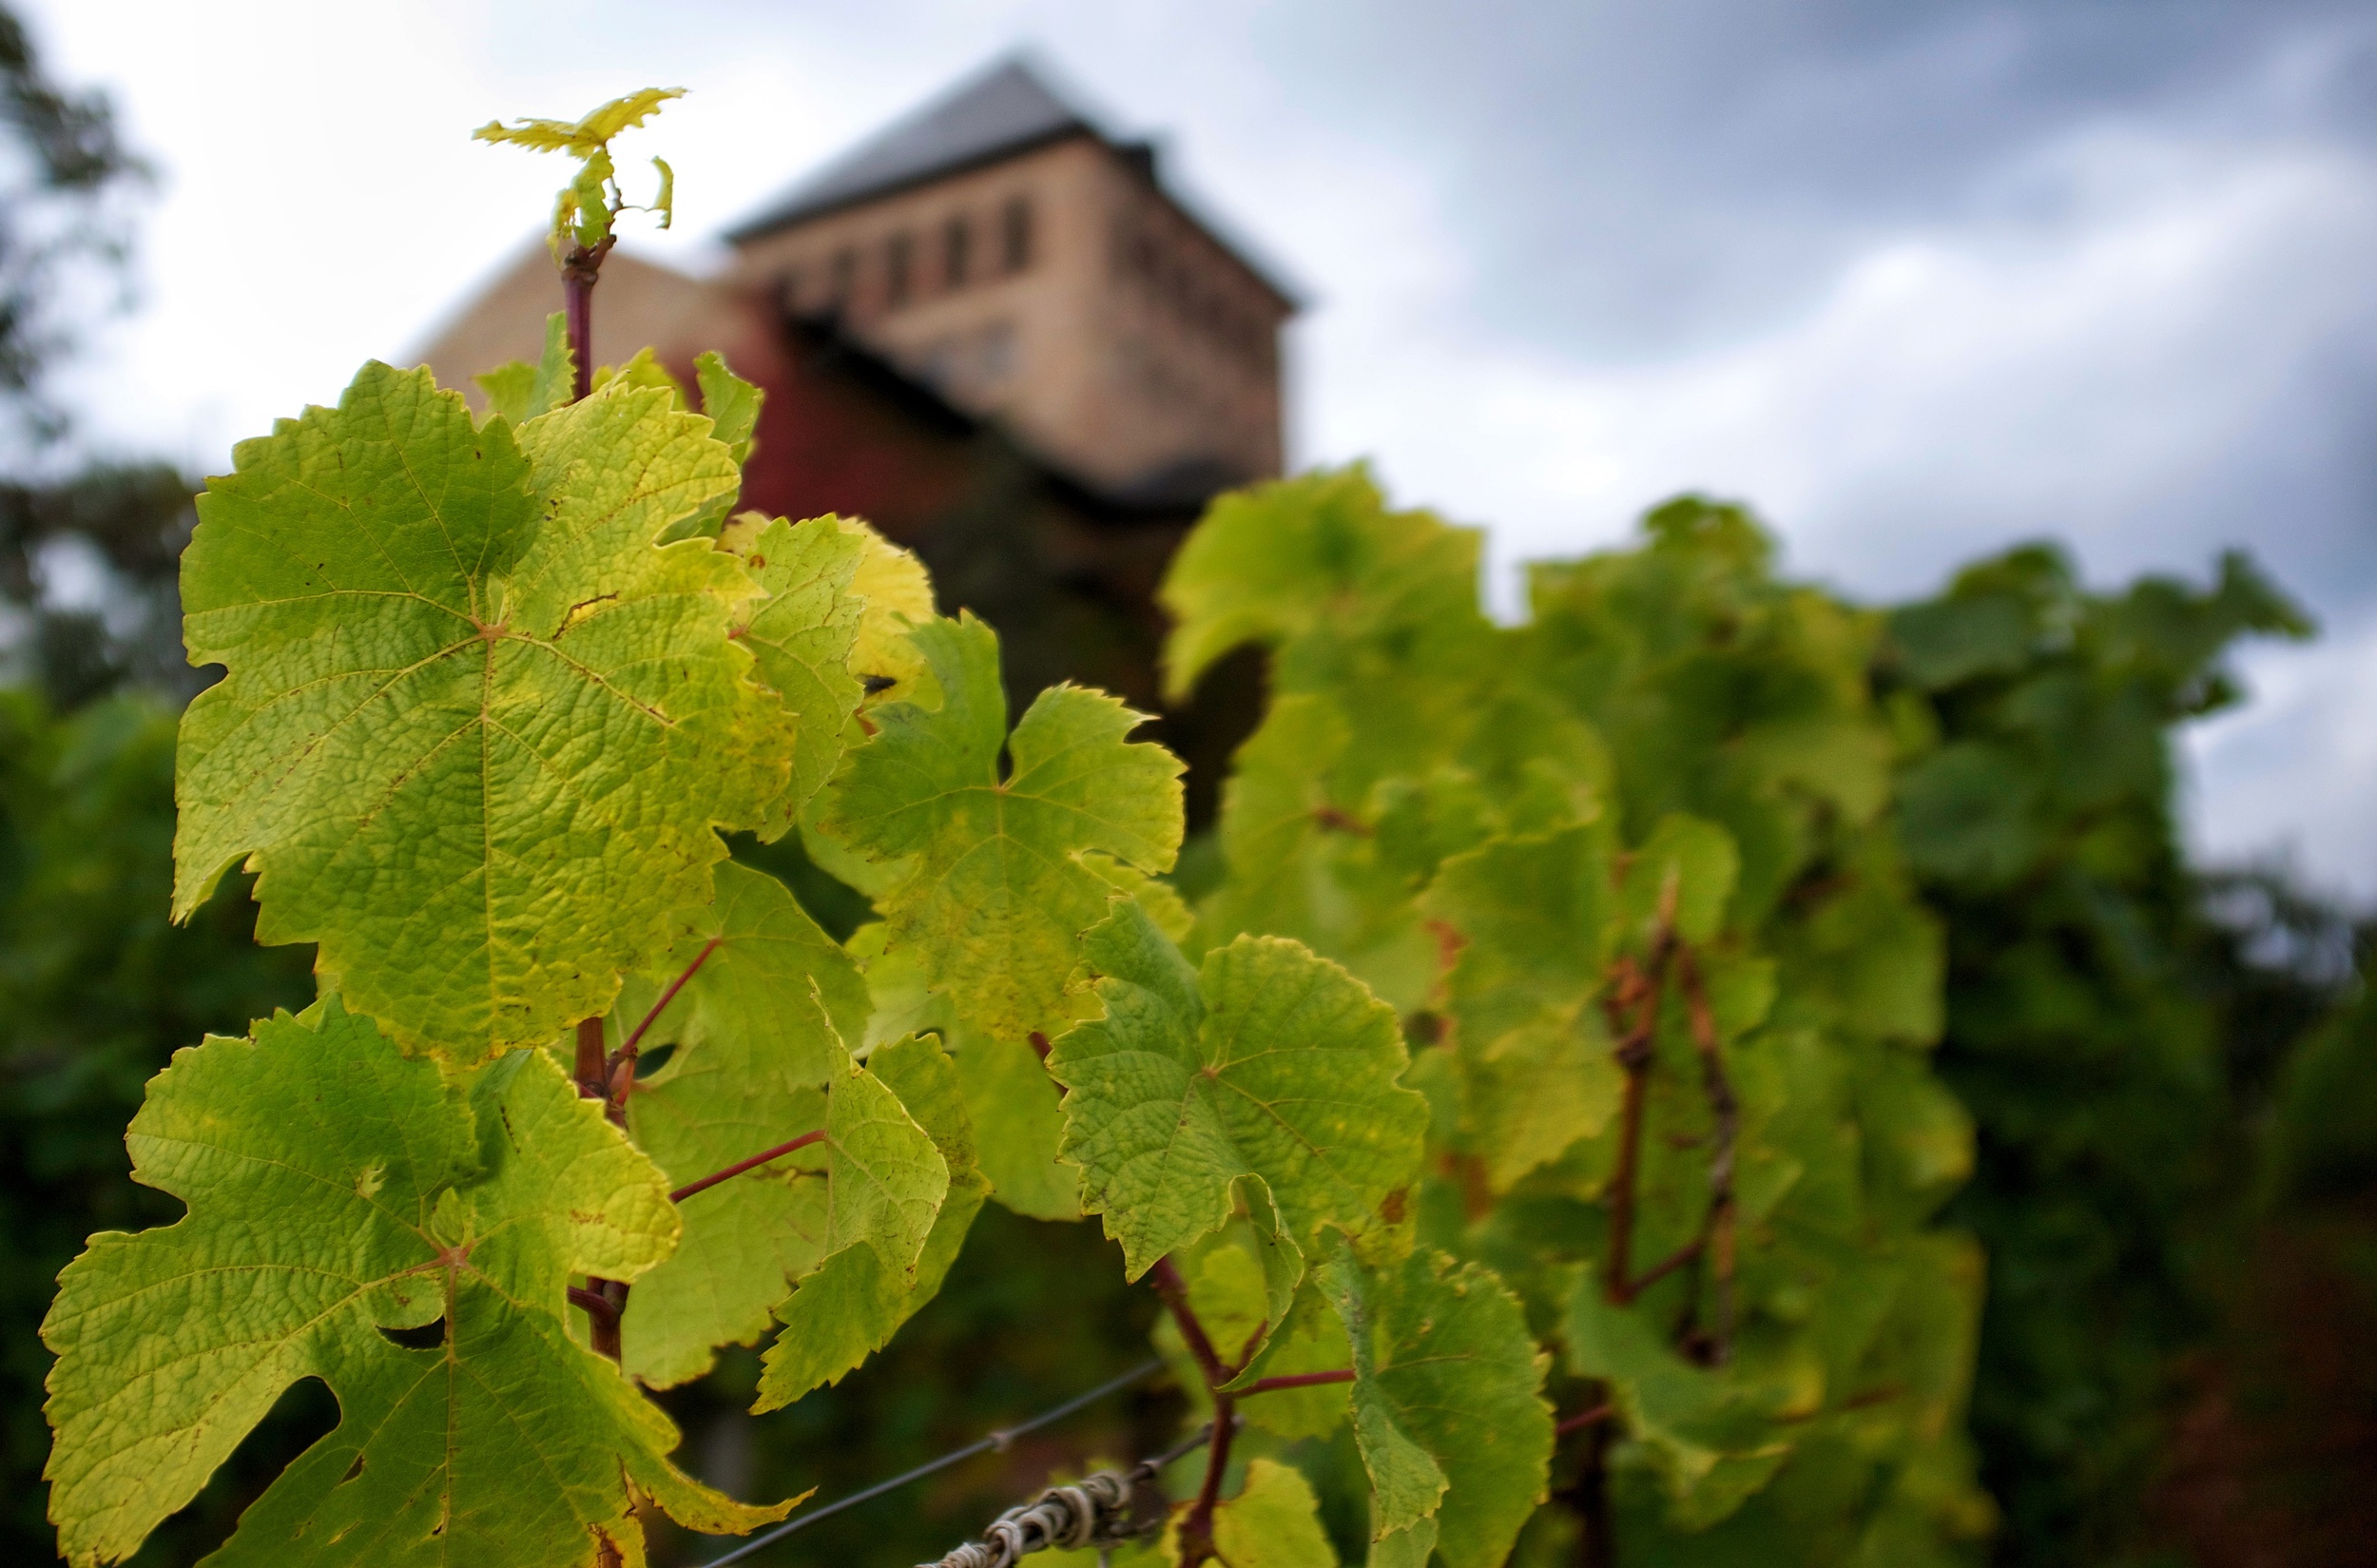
[1211, 1460, 1339, 1568]
[40, 999, 786, 1567]
[717, 515, 867, 830]
[473, 312, 573, 425]
[174, 361, 794, 1057]
[819, 612, 1184, 1042]
[473, 87, 683, 156]
[844, 923, 1084, 1220]
[473, 87, 684, 251]
[1046, 900, 1427, 1278]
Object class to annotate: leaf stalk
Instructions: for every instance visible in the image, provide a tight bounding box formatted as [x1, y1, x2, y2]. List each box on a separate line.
[1147, 1255, 1248, 1568]
[669, 1129, 827, 1204]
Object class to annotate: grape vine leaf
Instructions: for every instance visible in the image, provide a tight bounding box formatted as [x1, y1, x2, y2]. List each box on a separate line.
[952, 1034, 1084, 1219]
[1152, 1192, 1307, 1407]
[819, 612, 1184, 1042]
[1045, 900, 1427, 1279]
[844, 922, 1085, 1220]
[716, 515, 868, 831]
[590, 346, 686, 404]
[1223, 1280, 1354, 1441]
[672, 353, 763, 539]
[754, 1033, 990, 1410]
[843, 524, 935, 696]
[618, 862, 937, 1387]
[473, 312, 573, 425]
[1195, 693, 1437, 1014]
[41, 997, 787, 1567]
[695, 351, 762, 466]
[1317, 1241, 1553, 1568]
[473, 87, 684, 253]
[1159, 467, 1494, 708]
[473, 87, 683, 156]
[1420, 826, 1623, 1191]
[1211, 1460, 1340, 1568]
[1566, 1273, 1790, 1529]
[174, 362, 795, 1057]
[1614, 814, 1738, 948]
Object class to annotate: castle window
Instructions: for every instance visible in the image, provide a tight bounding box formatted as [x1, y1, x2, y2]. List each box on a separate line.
[944, 216, 971, 289]
[1001, 197, 1033, 273]
[829, 247, 857, 311]
[885, 232, 914, 308]
[979, 320, 1015, 381]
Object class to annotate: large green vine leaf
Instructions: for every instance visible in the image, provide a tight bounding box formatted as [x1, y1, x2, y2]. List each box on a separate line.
[754, 1032, 990, 1411]
[41, 998, 784, 1566]
[818, 611, 1184, 1042]
[1317, 1240, 1552, 1568]
[1046, 900, 1427, 1279]
[618, 864, 943, 1387]
[174, 361, 796, 1057]
[844, 922, 1084, 1220]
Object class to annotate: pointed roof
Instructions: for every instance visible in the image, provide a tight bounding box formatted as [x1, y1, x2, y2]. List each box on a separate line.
[726, 59, 1095, 241]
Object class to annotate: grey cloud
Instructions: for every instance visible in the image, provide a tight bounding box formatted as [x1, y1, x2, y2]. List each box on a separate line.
[1255, 0, 2377, 355]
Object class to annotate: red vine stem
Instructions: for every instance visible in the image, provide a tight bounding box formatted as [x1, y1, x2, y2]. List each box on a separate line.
[1602, 875, 1680, 1304]
[562, 215, 625, 1568]
[1626, 1234, 1706, 1298]
[619, 938, 723, 1061]
[560, 236, 613, 402]
[1147, 1257, 1227, 1385]
[568, 1284, 618, 1328]
[1676, 945, 1739, 1364]
[1236, 1368, 1354, 1396]
[569, 939, 733, 1362]
[602, 936, 725, 1124]
[570, 1018, 630, 1364]
[1556, 1403, 1614, 1437]
[1147, 1256, 1242, 1568]
[572, 1016, 610, 1103]
[669, 1130, 826, 1204]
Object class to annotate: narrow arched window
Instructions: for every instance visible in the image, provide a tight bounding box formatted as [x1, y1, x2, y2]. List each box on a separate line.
[944, 216, 971, 289]
[1001, 197, 1033, 274]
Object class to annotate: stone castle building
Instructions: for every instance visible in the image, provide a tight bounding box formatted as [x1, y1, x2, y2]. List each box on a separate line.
[417, 60, 1290, 787]
[724, 60, 1293, 499]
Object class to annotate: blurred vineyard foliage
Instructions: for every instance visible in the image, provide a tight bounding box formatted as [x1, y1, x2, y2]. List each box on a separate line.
[6, 471, 2372, 1566]
[3, 8, 2373, 1563]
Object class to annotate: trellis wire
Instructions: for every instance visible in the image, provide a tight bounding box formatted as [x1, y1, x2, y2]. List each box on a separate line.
[701, 1358, 1165, 1567]
[918, 1419, 1222, 1568]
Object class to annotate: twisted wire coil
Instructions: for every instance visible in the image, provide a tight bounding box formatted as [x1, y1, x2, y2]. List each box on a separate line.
[920, 1465, 1162, 1568]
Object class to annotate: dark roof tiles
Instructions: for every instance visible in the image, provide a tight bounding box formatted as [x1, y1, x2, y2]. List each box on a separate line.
[726, 59, 1091, 240]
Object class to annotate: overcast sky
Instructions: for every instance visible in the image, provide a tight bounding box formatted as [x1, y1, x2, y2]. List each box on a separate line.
[28, 0, 2377, 897]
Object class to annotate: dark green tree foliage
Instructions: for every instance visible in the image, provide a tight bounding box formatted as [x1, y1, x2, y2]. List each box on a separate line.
[0, 7, 189, 709]
[0, 462, 201, 705]
[0, 691, 313, 1561]
[2269, 968, 2377, 1208]
[1878, 546, 2310, 1563]
[0, 4, 146, 442]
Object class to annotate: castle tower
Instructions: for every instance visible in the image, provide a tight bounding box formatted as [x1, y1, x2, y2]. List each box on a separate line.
[724, 59, 1296, 500]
